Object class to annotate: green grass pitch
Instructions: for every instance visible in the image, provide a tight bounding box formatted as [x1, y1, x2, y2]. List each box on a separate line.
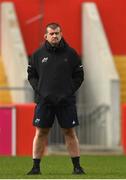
[0, 155, 126, 179]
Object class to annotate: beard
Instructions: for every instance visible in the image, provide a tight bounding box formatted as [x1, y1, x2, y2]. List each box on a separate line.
[50, 38, 61, 47]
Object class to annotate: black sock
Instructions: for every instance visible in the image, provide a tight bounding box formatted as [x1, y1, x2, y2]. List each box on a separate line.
[71, 157, 80, 168]
[33, 158, 41, 169]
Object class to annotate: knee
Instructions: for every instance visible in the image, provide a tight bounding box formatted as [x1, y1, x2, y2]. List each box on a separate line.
[35, 128, 49, 138]
[63, 128, 76, 138]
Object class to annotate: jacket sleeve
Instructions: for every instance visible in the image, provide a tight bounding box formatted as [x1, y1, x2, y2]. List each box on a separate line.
[72, 51, 84, 93]
[27, 54, 39, 92]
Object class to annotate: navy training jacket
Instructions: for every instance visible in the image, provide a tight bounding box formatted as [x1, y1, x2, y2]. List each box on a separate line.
[27, 38, 84, 105]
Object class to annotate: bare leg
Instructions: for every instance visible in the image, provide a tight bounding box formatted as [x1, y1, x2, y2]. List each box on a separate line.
[62, 128, 85, 174]
[33, 127, 50, 158]
[62, 128, 80, 157]
[27, 127, 50, 175]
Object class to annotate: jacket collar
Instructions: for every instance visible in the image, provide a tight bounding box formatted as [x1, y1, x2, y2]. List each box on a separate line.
[44, 38, 68, 52]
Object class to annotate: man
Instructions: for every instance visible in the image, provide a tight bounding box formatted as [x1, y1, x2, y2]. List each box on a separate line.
[27, 22, 85, 175]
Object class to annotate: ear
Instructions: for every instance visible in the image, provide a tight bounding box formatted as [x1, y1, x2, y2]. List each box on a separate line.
[60, 32, 63, 36]
[44, 34, 47, 40]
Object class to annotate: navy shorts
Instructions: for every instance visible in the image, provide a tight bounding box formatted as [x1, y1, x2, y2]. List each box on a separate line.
[33, 102, 79, 128]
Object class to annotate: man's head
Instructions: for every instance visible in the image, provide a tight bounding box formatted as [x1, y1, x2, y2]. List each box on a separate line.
[44, 23, 62, 46]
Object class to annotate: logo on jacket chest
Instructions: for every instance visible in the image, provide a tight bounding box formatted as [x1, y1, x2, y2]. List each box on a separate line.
[41, 57, 48, 63]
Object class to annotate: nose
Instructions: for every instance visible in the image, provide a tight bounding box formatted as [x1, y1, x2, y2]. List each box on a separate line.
[53, 33, 57, 37]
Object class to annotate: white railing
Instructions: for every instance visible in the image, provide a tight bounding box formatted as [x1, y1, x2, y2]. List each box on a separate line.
[0, 85, 34, 103]
[48, 104, 110, 145]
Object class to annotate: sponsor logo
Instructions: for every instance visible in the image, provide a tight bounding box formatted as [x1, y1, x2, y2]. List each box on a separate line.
[72, 120, 75, 125]
[41, 57, 48, 63]
[35, 118, 40, 124]
[79, 65, 83, 68]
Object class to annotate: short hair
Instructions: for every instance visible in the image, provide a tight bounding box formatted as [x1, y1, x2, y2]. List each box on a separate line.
[45, 22, 62, 33]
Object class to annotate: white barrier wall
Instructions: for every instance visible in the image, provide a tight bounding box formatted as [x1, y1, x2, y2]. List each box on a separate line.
[1, 2, 28, 103]
[79, 3, 120, 147]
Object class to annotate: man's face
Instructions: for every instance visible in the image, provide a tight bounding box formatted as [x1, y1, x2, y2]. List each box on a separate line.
[44, 27, 62, 46]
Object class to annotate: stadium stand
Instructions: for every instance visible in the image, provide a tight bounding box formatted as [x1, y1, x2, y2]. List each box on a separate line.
[0, 1, 125, 156]
[1, 2, 28, 103]
[114, 56, 126, 104]
[79, 3, 120, 147]
[0, 56, 12, 104]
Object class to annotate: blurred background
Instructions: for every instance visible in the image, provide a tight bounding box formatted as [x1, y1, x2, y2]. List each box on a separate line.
[0, 0, 126, 157]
